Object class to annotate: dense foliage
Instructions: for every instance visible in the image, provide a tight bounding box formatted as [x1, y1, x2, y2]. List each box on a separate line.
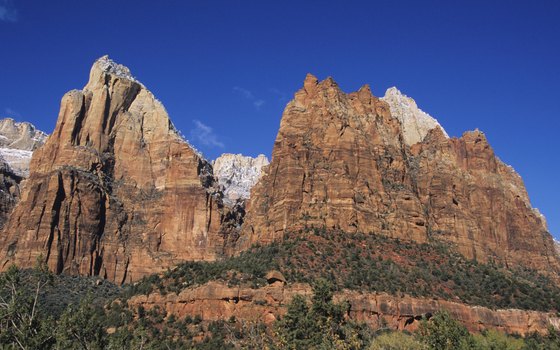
[1, 263, 560, 349]
[131, 229, 560, 312]
[2, 229, 560, 348]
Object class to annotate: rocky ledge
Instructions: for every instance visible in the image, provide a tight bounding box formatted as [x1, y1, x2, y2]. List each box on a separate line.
[129, 280, 559, 336]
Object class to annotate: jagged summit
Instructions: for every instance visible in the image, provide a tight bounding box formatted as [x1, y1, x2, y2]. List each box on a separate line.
[241, 72, 558, 276]
[93, 55, 139, 83]
[0, 56, 232, 283]
[89, 56, 204, 159]
[296, 75, 447, 147]
[381, 86, 449, 146]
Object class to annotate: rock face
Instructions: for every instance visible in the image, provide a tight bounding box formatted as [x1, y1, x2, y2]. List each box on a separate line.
[381, 87, 448, 146]
[0, 56, 234, 283]
[213, 153, 269, 205]
[0, 60, 557, 285]
[0, 158, 21, 229]
[129, 281, 559, 336]
[0, 118, 48, 176]
[240, 74, 559, 275]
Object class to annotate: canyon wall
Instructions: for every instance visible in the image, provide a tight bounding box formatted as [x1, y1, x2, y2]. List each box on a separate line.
[239, 74, 559, 274]
[0, 56, 234, 283]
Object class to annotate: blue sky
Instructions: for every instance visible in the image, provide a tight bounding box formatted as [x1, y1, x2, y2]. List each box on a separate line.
[0, 1, 558, 237]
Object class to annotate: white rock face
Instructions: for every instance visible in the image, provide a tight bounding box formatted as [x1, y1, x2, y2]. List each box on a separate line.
[381, 87, 449, 146]
[95, 55, 139, 83]
[0, 118, 48, 176]
[213, 153, 269, 205]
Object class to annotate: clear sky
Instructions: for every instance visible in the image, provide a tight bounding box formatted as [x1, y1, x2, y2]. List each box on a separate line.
[0, 1, 558, 237]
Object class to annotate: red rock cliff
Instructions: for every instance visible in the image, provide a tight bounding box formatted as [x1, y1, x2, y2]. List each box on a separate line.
[0, 56, 232, 283]
[130, 281, 560, 336]
[239, 74, 559, 275]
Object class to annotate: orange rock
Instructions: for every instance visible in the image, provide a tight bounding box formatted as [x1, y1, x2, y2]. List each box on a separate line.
[0, 56, 235, 283]
[239, 75, 560, 275]
[129, 281, 559, 336]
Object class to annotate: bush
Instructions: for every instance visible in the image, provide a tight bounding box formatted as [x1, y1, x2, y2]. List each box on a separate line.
[417, 311, 475, 350]
[369, 331, 426, 350]
[472, 329, 524, 350]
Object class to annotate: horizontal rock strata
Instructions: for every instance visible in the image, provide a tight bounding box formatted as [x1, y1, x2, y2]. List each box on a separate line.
[129, 281, 559, 336]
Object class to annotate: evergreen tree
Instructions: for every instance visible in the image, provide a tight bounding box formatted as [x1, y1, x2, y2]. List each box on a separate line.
[417, 310, 475, 350]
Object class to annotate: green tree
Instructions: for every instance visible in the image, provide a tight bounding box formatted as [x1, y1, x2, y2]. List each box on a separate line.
[275, 294, 315, 349]
[0, 264, 56, 349]
[275, 278, 363, 349]
[416, 310, 475, 350]
[55, 295, 107, 349]
[523, 326, 560, 350]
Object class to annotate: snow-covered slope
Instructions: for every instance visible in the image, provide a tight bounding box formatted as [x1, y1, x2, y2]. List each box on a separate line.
[381, 87, 448, 146]
[213, 153, 269, 205]
[0, 118, 48, 176]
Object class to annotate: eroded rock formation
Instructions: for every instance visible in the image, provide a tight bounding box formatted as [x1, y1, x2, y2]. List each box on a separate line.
[239, 74, 559, 275]
[0, 59, 556, 286]
[129, 280, 559, 336]
[0, 56, 235, 283]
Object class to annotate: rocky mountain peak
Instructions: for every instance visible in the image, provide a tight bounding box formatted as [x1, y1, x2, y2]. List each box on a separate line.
[213, 153, 269, 205]
[240, 75, 559, 276]
[303, 73, 319, 89]
[381, 86, 449, 146]
[91, 55, 139, 83]
[0, 118, 47, 150]
[0, 59, 557, 285]
[0, 118, 47, 176]
[0, 56, 231, 283]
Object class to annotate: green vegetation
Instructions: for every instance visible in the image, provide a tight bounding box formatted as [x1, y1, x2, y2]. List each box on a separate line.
[274, 278, 370, 349]
[1, 262, 560, 349]
[0, 263, 258, 349]
[368, 332, 426, 350]
[417, 310, 476, 349]
[131, 229, 560, 312]
[3, 229, 560, 348]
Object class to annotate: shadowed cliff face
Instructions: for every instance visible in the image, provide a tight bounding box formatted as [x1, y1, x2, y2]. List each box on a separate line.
[239, 74, 559, 275]
[0, 160, 21, 229]
[0, 56, 235, 283]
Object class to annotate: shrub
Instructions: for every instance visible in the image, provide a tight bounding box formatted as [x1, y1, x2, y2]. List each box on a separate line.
[369, 331, 426, 350]
[417, 311, 475, 350]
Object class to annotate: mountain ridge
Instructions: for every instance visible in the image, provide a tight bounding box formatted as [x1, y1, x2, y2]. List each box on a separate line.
[0, 56, 556, 283]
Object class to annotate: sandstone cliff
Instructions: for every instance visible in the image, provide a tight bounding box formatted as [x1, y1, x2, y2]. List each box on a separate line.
[0, 62, 556, 283]
[239, 74, 559, 274]
[130, 280, 559, 336]
[0, 56, 234, 283]
[0, 118, 48, 176]
[213, 153, 269, 205]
